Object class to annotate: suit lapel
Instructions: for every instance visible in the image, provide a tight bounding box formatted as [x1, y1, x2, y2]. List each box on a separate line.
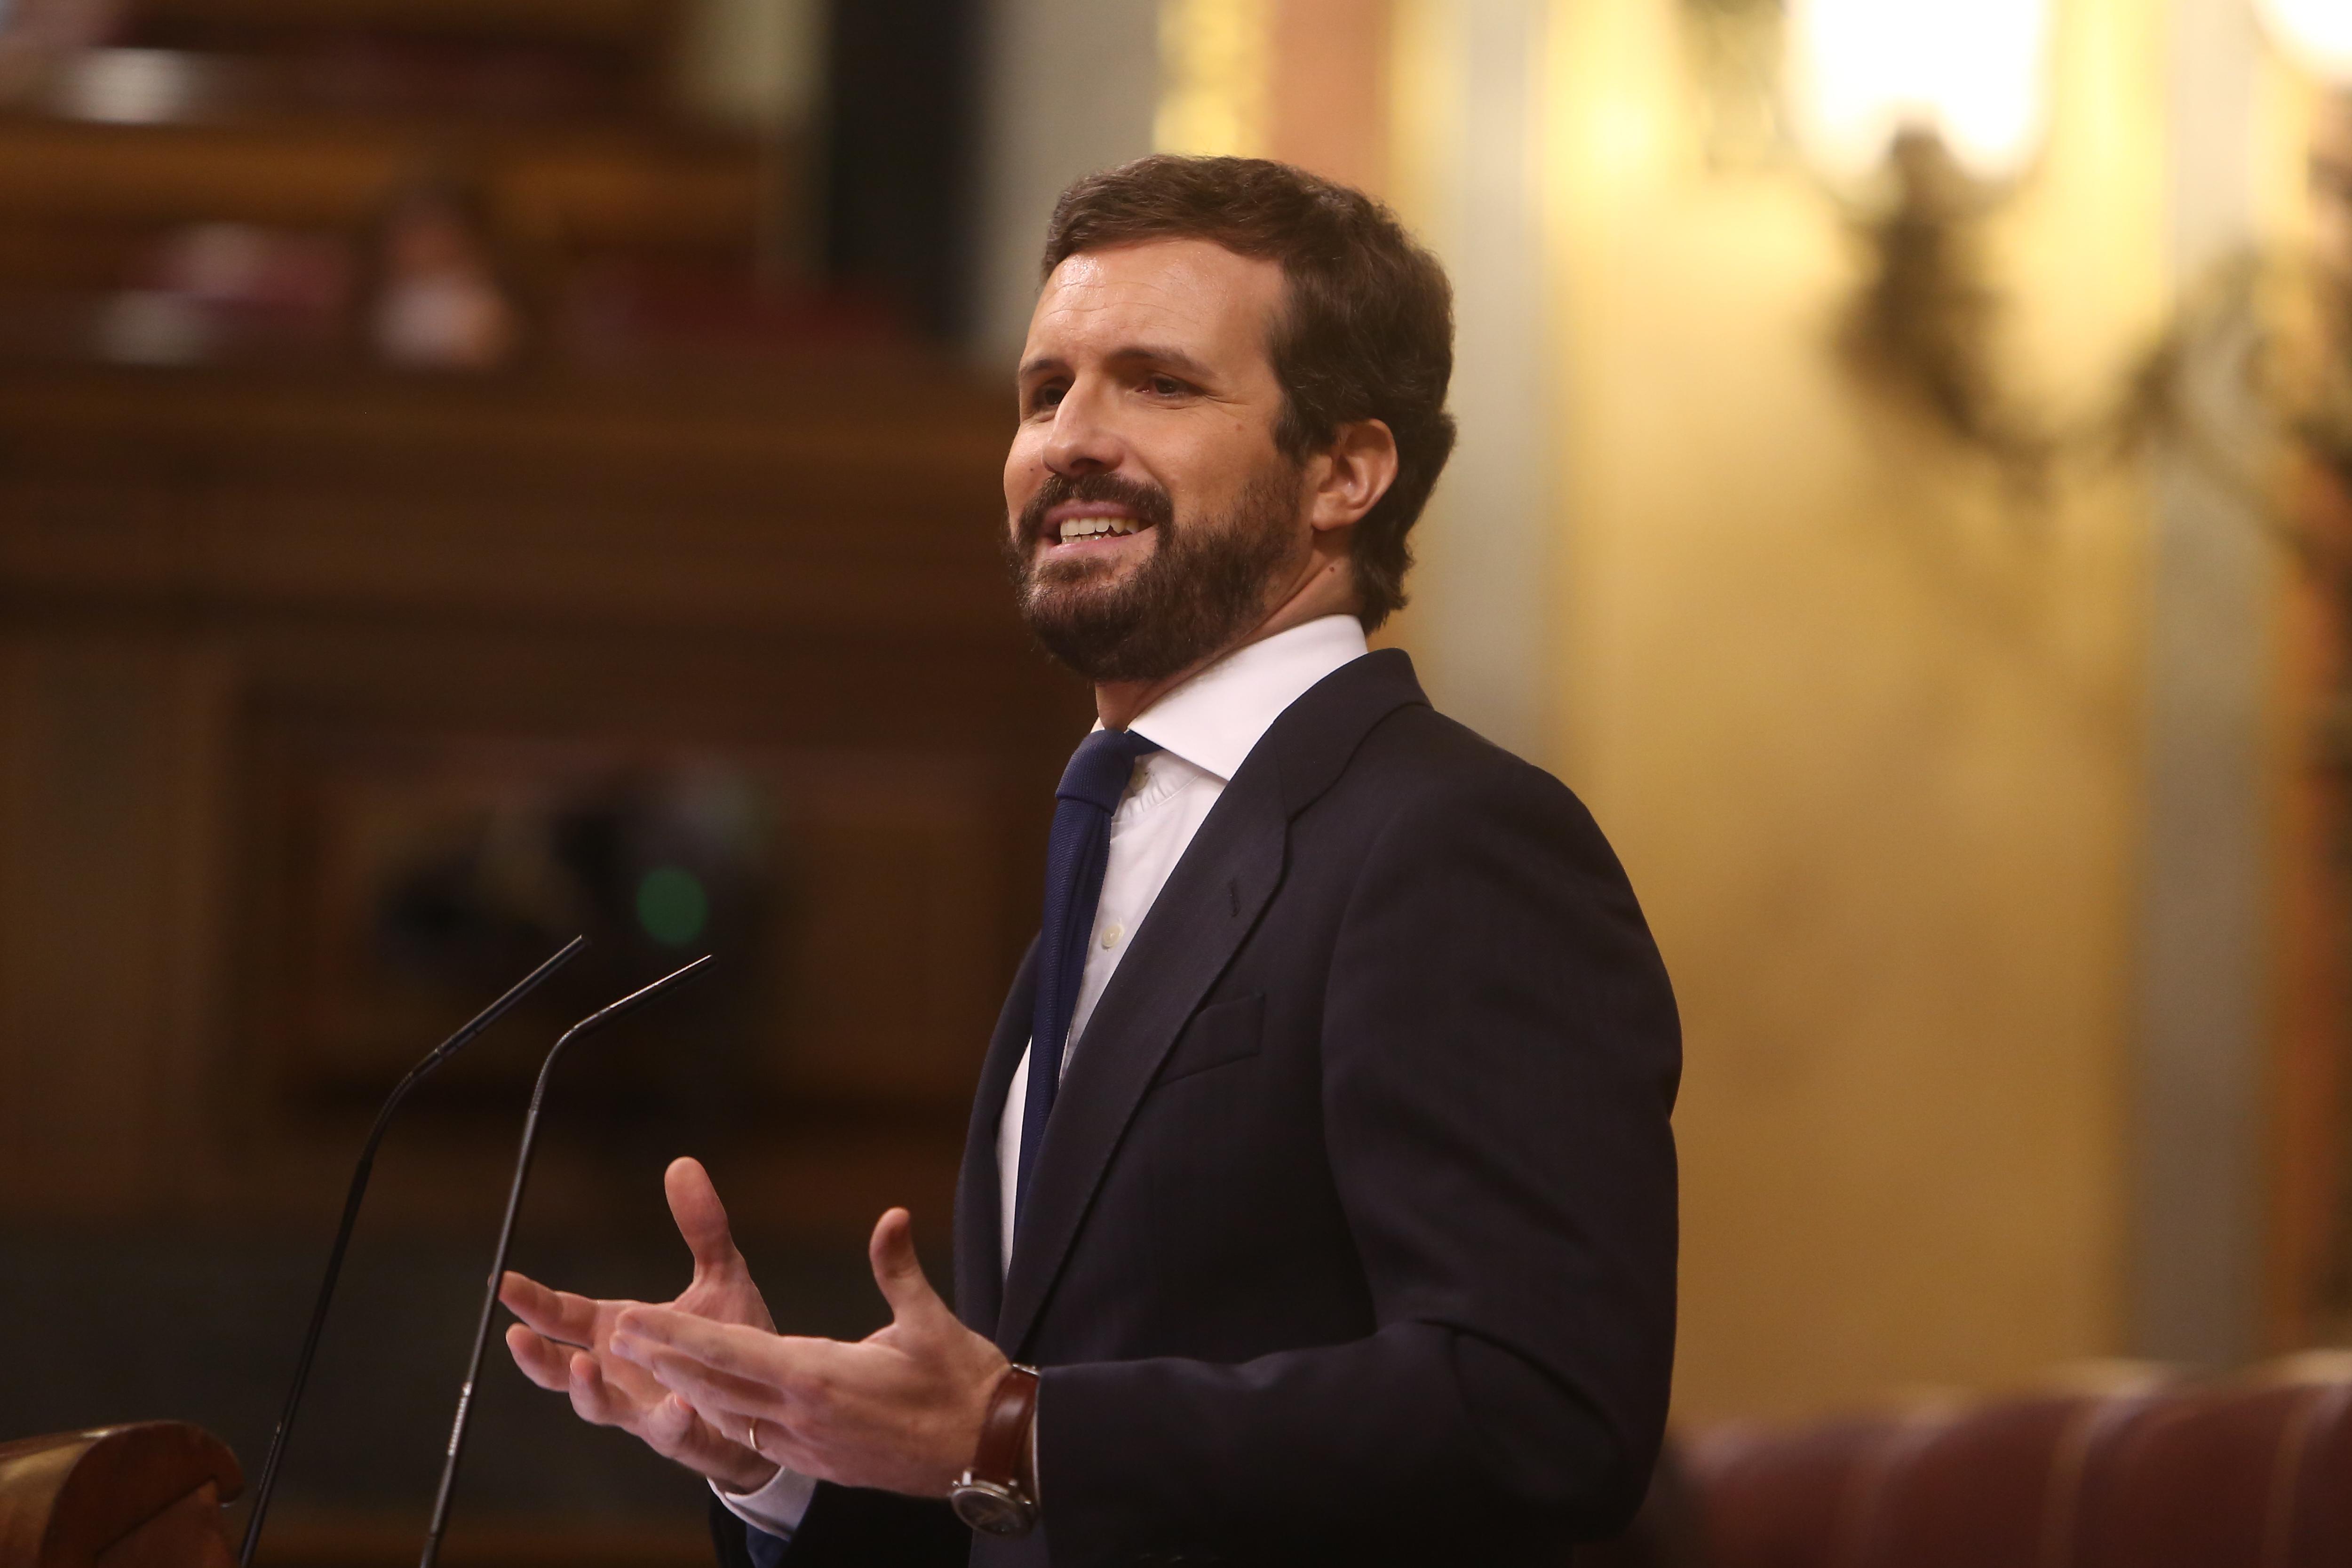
[953, 938, 1036, 1339]
[981, 648, 1431, 1356]
[993, 766, 1288, 1355]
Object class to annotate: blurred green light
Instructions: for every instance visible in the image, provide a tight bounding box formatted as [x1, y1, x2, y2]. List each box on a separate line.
[636, 865, 708, 946]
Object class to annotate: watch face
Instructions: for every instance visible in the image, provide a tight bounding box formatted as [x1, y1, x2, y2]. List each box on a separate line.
[950, 1479, 1035, 1538]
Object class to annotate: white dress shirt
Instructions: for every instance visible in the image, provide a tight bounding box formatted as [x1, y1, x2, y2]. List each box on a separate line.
[717, 613, 1371, 1539]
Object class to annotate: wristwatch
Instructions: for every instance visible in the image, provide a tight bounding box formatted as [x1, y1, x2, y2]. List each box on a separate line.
[948, 1363, 1041, 1537]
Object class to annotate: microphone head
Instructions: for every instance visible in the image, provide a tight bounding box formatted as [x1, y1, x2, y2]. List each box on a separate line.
[571, 953, 716, 1033]
[421, 934, 588, 1069]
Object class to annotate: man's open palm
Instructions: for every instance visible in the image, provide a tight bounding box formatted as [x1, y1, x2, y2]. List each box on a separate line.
[500, 1155, 779, 1491]
[607, 1205, 1006, 1498]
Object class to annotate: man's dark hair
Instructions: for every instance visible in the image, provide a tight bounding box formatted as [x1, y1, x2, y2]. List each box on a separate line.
[1041, 155, 1456, 630]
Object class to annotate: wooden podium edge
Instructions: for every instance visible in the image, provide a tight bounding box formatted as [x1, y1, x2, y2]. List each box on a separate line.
[0, 1424, 242, 1568]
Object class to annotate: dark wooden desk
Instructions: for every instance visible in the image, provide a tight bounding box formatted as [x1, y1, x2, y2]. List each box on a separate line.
[0, 1425, 241, 1568]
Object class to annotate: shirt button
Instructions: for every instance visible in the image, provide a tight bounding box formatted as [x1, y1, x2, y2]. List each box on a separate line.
[1100, 923, 1123, 948]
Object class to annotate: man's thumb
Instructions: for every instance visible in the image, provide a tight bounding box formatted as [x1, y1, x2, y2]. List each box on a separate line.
[868, 1208, 946, 1324]
[666, 1155, 740, 1272]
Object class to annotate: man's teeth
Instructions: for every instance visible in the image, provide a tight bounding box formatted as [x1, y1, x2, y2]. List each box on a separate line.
[1057, 515, 1144, 542]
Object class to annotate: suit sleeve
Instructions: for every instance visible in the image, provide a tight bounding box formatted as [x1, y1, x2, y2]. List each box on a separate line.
[709, 1484, 967, 1568]
[1033, 759, 1681, 1564]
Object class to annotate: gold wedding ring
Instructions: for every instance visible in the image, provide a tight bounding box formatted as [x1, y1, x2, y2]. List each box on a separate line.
[746, 1417, 762, 1453]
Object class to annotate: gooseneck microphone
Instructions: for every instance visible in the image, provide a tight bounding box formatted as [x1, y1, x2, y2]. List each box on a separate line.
[418, 953, 717, 1568]
[238, 935, 588, 1568]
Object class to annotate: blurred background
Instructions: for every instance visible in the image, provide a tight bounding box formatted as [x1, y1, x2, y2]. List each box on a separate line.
[3, 0, 2352, 1562]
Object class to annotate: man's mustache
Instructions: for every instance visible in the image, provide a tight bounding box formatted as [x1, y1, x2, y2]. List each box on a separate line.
[1015, 473, 1177, 547]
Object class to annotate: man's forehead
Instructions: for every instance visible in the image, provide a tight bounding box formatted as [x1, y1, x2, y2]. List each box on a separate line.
[1026, 239, 1282, 356]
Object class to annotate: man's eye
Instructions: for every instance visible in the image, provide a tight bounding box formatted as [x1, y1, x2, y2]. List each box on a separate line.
[1147, 375, 1190, 397]
[1030, 384, 1067, 413]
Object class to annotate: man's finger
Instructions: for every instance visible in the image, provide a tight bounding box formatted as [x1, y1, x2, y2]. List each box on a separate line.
[607, 1307, 781, 1382]
[542, 1337, 773, 1491]
[665, 1157, 742, 1276]
[637, 1389, 718, 1460]
[606, 1306, 858, 1416]
[611, 1304, 821, 1375]
[506, 1323, 574, 1393]
[615, 1333, 795, 1423]
[568, 1350, 627, 1426]
[866, 1208, 950, 1329]
[500, 1271, 605, 1345]
[640, 1393, 781, 1493]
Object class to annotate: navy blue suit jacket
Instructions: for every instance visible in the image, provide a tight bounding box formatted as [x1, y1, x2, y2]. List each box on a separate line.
[712, 650, 1680, 1566]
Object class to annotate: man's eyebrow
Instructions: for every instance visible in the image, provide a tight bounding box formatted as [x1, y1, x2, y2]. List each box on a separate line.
[1105, 344, 1216, 380]
[1017, 345, 1219, 382]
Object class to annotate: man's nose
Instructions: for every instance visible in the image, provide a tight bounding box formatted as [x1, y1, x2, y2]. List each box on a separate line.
[1043, 382, 1124, 475]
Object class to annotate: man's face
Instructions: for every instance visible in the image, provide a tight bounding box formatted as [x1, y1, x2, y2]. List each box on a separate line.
[1004, 238, 1311, 683]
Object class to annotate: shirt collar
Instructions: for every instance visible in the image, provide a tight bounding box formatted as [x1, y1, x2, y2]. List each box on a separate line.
[1120, 614, 1370, 783]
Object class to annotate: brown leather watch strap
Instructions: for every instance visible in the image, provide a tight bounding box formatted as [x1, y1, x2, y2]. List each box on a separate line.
[970, 1364, 1041, 1493]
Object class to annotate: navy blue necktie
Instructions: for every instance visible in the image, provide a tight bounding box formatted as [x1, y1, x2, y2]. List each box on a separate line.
[1015, 725, 1160, 1225]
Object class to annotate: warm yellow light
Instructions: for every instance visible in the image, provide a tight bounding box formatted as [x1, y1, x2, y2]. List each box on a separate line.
[2258, 0, 2352, 83]
[1154, 0, 1271, 157]
[1786, 0, 2054, 187]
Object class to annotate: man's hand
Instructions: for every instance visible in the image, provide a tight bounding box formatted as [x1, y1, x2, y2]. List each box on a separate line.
[608, 1206, 1009, 1499]
[500, 1156, 779, 1492]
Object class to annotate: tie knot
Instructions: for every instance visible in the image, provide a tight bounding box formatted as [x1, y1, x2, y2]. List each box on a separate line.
[1057, 727, 1160, 814]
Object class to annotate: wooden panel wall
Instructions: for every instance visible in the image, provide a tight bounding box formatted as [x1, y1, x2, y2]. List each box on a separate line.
[0, 358, 1084, 1245]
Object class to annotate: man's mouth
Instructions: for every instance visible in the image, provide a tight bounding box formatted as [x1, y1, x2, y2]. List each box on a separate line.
[1057, 516, 1144, 541]
[1047, 510, 1153, 548]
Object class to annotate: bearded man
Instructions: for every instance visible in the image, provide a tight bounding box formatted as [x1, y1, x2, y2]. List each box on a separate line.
[499, 155, 1680, 1568]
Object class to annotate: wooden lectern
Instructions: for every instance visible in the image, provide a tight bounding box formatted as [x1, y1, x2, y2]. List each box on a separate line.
[0, 1426, 241, 1568]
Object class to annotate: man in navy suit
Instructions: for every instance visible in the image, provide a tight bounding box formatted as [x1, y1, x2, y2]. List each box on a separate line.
[500, 155, 1679, 1567]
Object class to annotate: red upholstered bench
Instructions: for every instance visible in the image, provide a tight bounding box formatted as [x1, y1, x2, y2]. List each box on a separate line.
[1627, 1358, 2352, 1568]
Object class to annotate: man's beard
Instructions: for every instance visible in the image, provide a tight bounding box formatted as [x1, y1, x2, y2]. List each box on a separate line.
[1004, 462, 1306, 684]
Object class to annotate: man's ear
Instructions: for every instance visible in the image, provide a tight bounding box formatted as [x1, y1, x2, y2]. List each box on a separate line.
[1307, 419, 1400, 536]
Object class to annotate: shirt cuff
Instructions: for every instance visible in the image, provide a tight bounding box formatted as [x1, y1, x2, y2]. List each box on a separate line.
[712, 1465, 819, 1542]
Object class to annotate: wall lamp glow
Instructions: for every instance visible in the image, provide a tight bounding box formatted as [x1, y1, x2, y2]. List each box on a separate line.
[1786, 0, 2054, 194]
[1770, 0, 2352, 555]
[2258, 0, 2352, 85]
[1783, 0, 2060, 479]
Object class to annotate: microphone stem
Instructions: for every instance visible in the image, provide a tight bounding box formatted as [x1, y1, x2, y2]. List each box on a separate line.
[236, 1071, 416, 1566]
[239, 936, 586, 1568]
[418, 954, 714, 1568]
[417, 1021, 580, 1568]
